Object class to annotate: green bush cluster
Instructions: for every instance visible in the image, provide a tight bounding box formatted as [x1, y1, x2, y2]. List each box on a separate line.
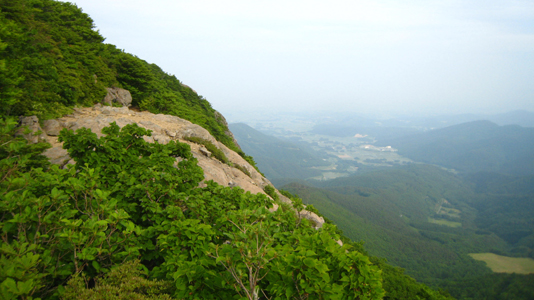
[0, 120, 385, 299]
[63, 260, 173, 300]
[263, 185, 279, 202]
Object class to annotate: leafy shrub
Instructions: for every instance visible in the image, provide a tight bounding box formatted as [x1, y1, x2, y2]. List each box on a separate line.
[263, 185, 279, 201]
[0, 122, 386, 299]
[63, 260, 173, 300]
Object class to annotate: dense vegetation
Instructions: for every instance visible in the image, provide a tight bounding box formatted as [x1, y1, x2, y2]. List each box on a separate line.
[282, 164, 534, 299]
[1, 119, 388, 299]
[463, 172, 534, 258]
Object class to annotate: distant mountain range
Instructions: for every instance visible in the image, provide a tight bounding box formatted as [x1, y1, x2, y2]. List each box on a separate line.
[424, 110, 534, 128]
[308, 110, 534, 147]
[312, 110, 534, 130]
[380, 120, 534, 175]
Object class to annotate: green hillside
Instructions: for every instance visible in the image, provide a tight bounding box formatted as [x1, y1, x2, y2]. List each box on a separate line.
[462, 172, 534, 256]
[282, 164, 534, 299]
[380, 121, 534, 175]
[229, 123, 329, 180]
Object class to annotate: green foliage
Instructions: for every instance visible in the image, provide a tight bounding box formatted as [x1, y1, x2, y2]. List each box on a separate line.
[443, 273, 534, 300]
[282, 164, 534, 298]
[266, 223, 385, 299]
[263, 185, 279, 201]
[371, 258, 453, 300]
[0, 117, 51, 173]
[0, 122, 386, 299]
[63, 260, 173, 300]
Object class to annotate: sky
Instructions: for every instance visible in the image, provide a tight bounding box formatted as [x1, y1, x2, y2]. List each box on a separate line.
[67, 0, 534, 117]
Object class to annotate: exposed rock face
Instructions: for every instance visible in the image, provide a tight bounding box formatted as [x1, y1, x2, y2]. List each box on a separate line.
[18, 104, 325, 228]
[26, 105, 270, 195]
[42, 119, 62, 136]
[300, 210, 325, 229]
[102, 87, 132, 107]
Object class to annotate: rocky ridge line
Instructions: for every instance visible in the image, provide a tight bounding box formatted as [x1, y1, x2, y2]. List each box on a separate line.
[18, 103, 325, 228]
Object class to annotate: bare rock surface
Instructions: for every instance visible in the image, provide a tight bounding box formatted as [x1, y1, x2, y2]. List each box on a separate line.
[26, 105, 272, 195]
[300, 210, 325, 229]
[42, 119, 62, 136]
[16, 116, 47, 144]
[103, 87, 132, 107]
[18, 104, 324, 228]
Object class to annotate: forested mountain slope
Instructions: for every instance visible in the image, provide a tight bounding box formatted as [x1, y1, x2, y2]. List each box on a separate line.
[229, 123, 328, 180]
[282, 164, 534, 299]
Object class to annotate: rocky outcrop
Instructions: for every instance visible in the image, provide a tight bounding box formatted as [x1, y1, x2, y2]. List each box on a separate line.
[42, 119, 63, 136]
[22, 105, 270, 195]
[300, 210, 325, 229]
[16, 116, 47, 144]
[102, 87, 132, 107]
[18, 104, 325, 228]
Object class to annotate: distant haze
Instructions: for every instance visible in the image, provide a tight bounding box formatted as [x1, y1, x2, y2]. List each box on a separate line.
[67, 0, 534, 116]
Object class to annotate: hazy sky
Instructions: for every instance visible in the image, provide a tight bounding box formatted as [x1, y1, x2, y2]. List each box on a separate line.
[67, 0, 534, 116]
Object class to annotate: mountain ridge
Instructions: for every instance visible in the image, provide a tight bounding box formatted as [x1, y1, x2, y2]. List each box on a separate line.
[380, 120, 534, 175]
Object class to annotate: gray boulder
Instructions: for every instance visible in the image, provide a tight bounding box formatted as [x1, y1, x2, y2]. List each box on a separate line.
[16, 116, 47, 144]
[42, 147, 70, 165]
[103, 87, 132, 107]
[42, 119, 63, 136]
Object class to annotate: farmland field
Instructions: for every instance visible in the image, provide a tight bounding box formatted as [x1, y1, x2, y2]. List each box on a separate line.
[469, 253, 534, 274]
